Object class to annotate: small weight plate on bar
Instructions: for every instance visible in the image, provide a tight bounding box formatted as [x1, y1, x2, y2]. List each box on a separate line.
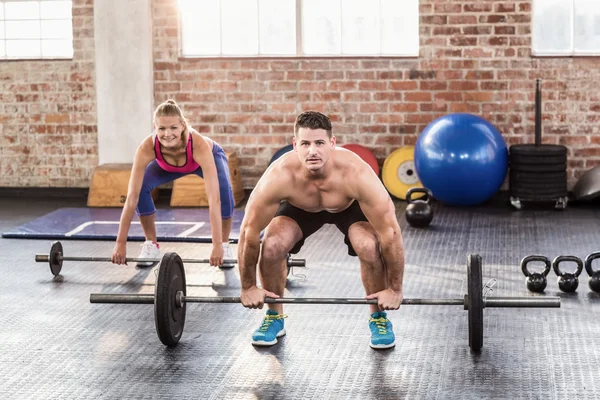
[467, 254, 484, 352]
[50, 241, 63, 276]
[154, 252, 187, 346]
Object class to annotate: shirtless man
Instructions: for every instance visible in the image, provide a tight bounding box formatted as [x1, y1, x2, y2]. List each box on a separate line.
[238, 111, 404, 349]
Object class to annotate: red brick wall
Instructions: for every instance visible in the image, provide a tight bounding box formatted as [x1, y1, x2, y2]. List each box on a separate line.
[0, 0, 96, 187]
[153, 0, 600, 189]
[2, 0, 598, 189]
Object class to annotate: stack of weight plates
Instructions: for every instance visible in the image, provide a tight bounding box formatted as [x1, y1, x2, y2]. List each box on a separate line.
[509, 144, 568, 209]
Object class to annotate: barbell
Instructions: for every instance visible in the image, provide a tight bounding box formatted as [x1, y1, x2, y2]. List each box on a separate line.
[89, 252, 561, 352]
[35, 241, 306, 277]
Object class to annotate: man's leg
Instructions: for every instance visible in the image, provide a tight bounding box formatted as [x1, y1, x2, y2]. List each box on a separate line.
[347, 222, 387, 314]
[250, 216, 303, 346]
[347, 221, 396, 349]
[259, 216, 302, 314]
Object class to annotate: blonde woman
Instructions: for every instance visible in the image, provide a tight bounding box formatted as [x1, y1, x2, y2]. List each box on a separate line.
[111, 99, 234, 267]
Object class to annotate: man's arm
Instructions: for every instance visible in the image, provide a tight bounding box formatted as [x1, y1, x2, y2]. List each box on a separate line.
[354, 166, 405, 298]
[238, 172, 285, 293]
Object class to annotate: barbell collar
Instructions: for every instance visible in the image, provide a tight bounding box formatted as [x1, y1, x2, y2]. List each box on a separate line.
[483, 297, 560, 308]
[90, 294, 154, 304]
[288, 259, 306, 267]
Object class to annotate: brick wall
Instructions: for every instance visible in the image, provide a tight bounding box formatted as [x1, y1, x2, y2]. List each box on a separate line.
[153, 0, 600, 189]
[0, 0, 96, 187]
[2, 0, 598, 189]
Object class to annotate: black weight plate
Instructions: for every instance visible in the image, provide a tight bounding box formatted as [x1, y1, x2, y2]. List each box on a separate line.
[510, 176, 567, 186]
[510, 181, 567, 189]
[510, 184, 567, 193]
[510, 183, 567, 191]
[510, 164, 566, 173]
[511, 186, 567, 193]
[509, 177, 567, 187]
[510, 188, 567, 197]
[510, 194, 567, 202]
[467, 254, 483, 353]
[510, 154, 567, 165]
[50, 241, 63, 276]
[510, 170, 567, 180]
[510, 182, 567, 191]
[509, 144, 567, 157]
[155, 252, 187, 346]
[510, 191, 568, 200]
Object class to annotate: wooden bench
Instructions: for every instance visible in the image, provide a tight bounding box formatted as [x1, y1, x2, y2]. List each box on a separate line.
[87, 163, 159, 207]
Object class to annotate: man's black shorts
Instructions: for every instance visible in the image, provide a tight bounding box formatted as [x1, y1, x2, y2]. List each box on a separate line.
[273, 200, 369, 256]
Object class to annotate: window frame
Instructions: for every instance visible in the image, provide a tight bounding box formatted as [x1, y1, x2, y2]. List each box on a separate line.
[532, 0, 600, 57]
[176, 0, 420, 59]
[0, 0, 74, 61]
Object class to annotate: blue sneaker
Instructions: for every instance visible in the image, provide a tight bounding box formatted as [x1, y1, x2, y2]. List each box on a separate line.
[251, 309, 287, 346]
[369, 311, 396, 349]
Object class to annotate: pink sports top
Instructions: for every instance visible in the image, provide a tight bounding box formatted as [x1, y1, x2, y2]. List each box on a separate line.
[154, 131, 200, 173]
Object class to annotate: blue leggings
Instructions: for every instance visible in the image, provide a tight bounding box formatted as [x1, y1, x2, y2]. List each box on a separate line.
[136, 143, 235, 219]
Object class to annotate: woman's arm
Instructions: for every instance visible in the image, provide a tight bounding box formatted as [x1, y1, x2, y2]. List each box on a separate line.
[191, 133, 223, 247]
[115, 137, 156, 245]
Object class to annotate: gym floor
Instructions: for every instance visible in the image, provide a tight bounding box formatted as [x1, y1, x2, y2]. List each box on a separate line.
[1, 194, 599, 400]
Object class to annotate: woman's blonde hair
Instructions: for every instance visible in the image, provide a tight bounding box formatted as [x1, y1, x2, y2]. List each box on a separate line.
[154, 99, 188, 132]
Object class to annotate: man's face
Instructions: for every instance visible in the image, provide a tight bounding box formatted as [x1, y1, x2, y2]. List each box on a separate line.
[293, 127, 336, 172]
[154, 116, 185, 149]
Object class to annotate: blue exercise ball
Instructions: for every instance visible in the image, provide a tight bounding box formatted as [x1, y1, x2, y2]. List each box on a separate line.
[414, 113, 508, 206]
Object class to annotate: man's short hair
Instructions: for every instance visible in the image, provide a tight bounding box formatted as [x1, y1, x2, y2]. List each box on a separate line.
[294, 111, 332, 138]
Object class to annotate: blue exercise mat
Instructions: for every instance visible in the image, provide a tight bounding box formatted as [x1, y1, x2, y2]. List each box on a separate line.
[2, 207, 246, 243]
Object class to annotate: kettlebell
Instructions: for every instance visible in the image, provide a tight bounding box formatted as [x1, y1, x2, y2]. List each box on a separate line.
[405, 187, 433, 228]
[584, 252, 600, 293]
[520, 255, 551, 293]
[552, 255, 583, 293]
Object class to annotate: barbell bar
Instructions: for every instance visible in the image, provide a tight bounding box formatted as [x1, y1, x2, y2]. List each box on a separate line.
[89, 252, 560, 352]
[35, 241, 306, 277]
[89, 294, 555, 308]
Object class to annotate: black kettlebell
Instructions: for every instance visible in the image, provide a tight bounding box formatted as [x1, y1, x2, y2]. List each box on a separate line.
[584, 252, 600, 293]
[552, 255, 583, 293]
[520, 255, 551, 293]
[405, 187, 433, 228]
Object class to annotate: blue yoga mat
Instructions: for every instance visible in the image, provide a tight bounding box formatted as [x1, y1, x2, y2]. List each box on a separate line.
[2, 207, 246, 243]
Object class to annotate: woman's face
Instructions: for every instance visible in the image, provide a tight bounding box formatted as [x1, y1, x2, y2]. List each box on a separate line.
[154, 115, 185, 149]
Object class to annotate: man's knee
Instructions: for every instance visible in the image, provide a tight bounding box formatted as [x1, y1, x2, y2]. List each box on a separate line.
[353, 234, 381, 266]
[260, 235, 291, 265]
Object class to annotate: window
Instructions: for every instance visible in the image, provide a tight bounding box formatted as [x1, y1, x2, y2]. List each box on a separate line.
[178, 0, 419, 57]
[533, 0, 600, 56]
[0, 0, 73, 59]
